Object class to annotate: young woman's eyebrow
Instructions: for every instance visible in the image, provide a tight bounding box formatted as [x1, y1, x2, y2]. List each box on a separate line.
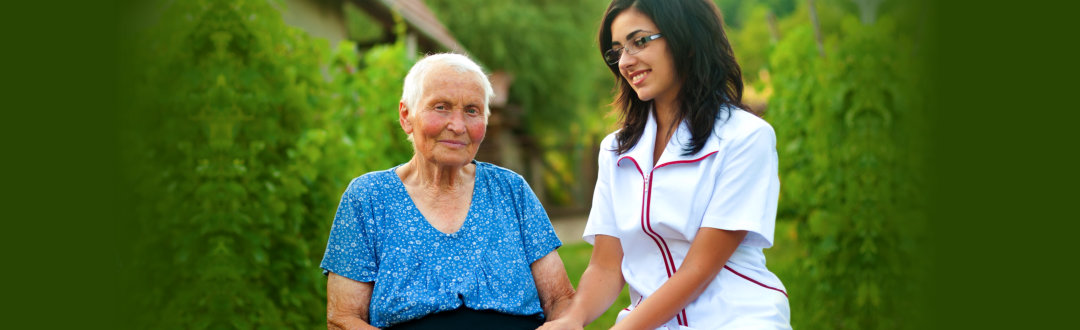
[624, 29, 646, 41]
[612, 29, 646, 47]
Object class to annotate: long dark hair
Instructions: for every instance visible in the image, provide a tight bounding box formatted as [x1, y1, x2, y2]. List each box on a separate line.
[599, 0, 747, 155]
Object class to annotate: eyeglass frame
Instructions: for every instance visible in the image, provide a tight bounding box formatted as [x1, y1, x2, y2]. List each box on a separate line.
[604, 33, 663, 66]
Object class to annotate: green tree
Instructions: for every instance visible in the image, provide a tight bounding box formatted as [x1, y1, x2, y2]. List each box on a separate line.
[121, 0, 414, 327]
[426, 0, 615, 206]
[766, 6, 928, 330]
[715, 0, 797, 29]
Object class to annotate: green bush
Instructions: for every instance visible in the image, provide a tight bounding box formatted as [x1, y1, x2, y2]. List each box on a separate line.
[122, 0, 413, 327]
[767, 15, 928, 330]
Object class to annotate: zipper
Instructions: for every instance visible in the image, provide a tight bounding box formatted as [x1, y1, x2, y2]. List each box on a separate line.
[641, 169, 687, 327]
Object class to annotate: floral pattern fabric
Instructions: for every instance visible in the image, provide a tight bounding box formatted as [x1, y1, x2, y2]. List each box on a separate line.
[320, 161, 561, 327]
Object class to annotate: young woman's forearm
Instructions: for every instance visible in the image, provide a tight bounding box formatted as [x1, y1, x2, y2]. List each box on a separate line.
[551, 235, 626, 327]
[612, 228, 747, 329]
[608, 260, 716, 329]
[566, 262, 627, 325]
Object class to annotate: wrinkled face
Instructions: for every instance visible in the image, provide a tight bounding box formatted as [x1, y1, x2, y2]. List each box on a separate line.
[399, 65, 487, 168]
[610, 7, 681, 105]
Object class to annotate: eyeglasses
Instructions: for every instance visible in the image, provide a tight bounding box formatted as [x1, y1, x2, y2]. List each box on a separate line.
[604, 33, 663, 66]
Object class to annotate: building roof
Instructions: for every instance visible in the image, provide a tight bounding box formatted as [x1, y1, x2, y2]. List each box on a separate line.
[349, 0, 466, 54]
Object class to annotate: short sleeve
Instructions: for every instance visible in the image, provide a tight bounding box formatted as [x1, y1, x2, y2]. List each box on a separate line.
[512, 174, 562, 264]
[319, 178, 379, 282]
[582, 142, 618, 245]
[701, 124, 780, 248]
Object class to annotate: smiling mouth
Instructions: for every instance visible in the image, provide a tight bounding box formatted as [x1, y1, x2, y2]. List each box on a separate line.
[630, 71, 648, 85]
[438, 140, 467, 148]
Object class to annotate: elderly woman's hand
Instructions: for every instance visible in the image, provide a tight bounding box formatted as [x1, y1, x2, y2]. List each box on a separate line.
[536, 318, 584, 330]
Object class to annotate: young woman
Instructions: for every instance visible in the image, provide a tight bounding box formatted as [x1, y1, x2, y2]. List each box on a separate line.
[541, 0, 790, 329]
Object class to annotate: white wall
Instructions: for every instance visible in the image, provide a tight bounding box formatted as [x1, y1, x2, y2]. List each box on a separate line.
[279, 0, 348, 46]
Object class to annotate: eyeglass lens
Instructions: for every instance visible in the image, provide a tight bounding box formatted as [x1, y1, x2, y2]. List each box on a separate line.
[605, 33, 660, 65]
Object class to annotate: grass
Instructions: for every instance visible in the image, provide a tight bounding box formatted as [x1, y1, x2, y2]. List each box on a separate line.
[556, 220, 802, 328]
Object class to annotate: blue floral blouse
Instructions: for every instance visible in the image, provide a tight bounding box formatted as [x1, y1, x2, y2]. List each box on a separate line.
[320, 161, 562, 327]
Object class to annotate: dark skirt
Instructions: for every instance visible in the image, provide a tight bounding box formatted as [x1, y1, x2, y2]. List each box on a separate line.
[385, 306, 543, 330]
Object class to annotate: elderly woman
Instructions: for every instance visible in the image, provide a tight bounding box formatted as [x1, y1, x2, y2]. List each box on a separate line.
[320, 53, 574, 329]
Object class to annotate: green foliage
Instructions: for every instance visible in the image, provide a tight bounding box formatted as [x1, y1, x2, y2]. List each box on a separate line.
[715, 0, 797, 29]
[122, 0, 413, 327]
[426, 0, 616, 205]
[114, 1, 931, 329]
[428, 0, 612, 138]
[728, 4, 776, 83]
[766, 11, 928, 330]
[343, 1, 385, 43]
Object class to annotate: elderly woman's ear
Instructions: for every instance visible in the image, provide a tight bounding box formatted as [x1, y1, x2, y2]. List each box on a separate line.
[398, 101, 413, 135]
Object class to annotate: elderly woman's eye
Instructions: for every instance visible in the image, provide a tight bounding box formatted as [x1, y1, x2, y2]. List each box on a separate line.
[466, 107, 480, 115]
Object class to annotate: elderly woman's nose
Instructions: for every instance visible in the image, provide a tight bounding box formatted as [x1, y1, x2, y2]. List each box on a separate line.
[446, 111, 466, 133]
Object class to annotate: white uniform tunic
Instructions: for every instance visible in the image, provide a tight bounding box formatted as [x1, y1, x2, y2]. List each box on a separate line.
[583, 107, 791, 329]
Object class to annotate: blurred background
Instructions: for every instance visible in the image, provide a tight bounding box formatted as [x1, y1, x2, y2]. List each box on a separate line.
[117, 0, 931, 328]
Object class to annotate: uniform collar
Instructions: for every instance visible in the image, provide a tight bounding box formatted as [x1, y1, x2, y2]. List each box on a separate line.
[618, 107, 722, 171]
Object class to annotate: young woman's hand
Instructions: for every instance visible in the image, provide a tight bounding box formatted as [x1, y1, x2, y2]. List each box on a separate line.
[535, 317, 584, 330]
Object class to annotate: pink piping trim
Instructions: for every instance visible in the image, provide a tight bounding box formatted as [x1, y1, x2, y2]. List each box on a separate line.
[724, 265, 789, 298]
[622, 156, 669, 276]
[645, 178, 677, 275]
[623, 296, 643, 311]
[654, 151, 719, 170]
[655, 152, 718, 326]
[617, 156, 644, 176]
[615, 151, 720, 327]
[645, 174, 687, 326]
[626, 152, 719, 327]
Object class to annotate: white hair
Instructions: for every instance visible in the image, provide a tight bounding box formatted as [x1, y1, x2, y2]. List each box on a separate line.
[401, 53, 494, 123]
